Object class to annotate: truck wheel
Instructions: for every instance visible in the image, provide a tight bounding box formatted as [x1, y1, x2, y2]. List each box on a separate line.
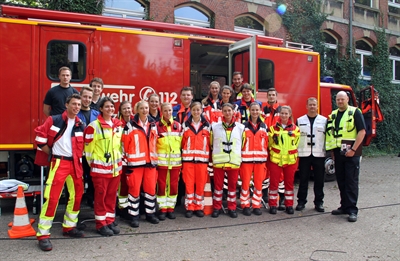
[324, 157, 336, 182]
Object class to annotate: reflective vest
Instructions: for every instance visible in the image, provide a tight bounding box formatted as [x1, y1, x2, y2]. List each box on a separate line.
[156, 117, 182, 169]
[297, 114, 327, 157]
[269, 120, 300, 166]
[34, 111, 85, 177]
[263, 102, 281, 128]
[122, 115, 158, 167]
[242, 119, 268, 162]
[181, 116, 211, 163]
[325, 106, 359, 151]
[211, 121, 244, 167]
[84, 115, 123, 177]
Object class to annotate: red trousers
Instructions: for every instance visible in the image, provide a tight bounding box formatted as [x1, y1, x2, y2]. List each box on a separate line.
[37, 159, 83, 239]
[213, 167, 239, 210]
[126, 167, 157, 217]
[240, 163, 266, 209]
[182, 163, 208, 211]
[268, 162, 297, 207]
[157, 168, 180, 212]
[92, 175, 120, 229]
[117, 166, 129, 209]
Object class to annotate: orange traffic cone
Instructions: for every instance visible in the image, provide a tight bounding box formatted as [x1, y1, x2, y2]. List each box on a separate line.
[8, 185, 36, 239]
[203, 175, 213, 216]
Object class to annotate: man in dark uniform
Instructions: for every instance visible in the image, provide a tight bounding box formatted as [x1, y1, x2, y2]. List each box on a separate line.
[326, 91, 366, 222]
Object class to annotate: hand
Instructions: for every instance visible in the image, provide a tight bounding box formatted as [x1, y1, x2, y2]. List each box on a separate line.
[345, 149, 355, 157]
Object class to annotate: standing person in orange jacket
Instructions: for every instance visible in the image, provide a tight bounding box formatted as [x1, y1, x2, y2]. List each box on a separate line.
[156, 102, 182, 220]
[181, 102, 211, 218]
[268, 105, 300, 215]
[122, 100, 159, 227]
[240, 102, 268, 216]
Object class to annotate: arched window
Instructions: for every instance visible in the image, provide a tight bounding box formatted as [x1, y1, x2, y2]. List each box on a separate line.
[323, 32, 338, 72]
[234, 15, 264, 35]
[390, 46, 400, 83]
[356, 39, 373, 80]
[174, 6, 211, 28]
[103, 0, 146, 20]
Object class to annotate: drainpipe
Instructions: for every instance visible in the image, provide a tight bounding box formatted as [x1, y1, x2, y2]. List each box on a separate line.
[349, 0, 353, 58]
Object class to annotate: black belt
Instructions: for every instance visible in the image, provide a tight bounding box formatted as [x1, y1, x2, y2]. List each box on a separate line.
[53, 155, 73, 161]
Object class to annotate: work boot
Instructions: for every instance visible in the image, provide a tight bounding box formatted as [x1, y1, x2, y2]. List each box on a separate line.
[242, 207, 251, 216]
[130, 218, 139, 228]
[146, 215, 159, 224]
[194, 210, 204, 218]
[166, 211, 176, 220]
[108, 222, 120, 235]
[211, 209, 221, 218]
[228, 210, 238, 218]
[63, 228, 84, 238]
[38, 238, 53, 251]
[331, 208, 346, 215]
[269, 206, 277, 215]
[185, 210, 193, 218]
[253, 208, 262, 216]
[97, 225, 114, 237]
[158, 211, 166, 221]
[278, 193, 285, 211]
[286, 206, 294, 214]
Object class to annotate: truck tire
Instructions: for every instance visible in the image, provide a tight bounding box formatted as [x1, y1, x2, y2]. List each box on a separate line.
[324, 157, 336, 182]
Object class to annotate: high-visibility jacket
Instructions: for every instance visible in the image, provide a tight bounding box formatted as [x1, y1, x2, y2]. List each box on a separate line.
[84, 115, 123, 178]
[211, 121, 245, 168]
[242, 118, 268, 162]
[34, 111, 85, 177]
[202, 94, 221, 123]
[235, 98, 263, 123]
[269, 119, 300, 167]
[297, 114, 327, 157]
[325, 106, 359, 151]
[181, 116, 211, 163]
[263, 102, 281, 128]
[77, 109, 100, 126]
[156, 117, 182, 169]
[122, 115, 158, 167]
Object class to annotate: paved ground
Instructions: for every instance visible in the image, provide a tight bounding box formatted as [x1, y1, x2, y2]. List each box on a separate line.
[0, 155, 399, 260]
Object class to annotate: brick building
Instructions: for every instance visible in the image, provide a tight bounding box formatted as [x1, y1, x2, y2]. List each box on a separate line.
[103, 0, 400, 84]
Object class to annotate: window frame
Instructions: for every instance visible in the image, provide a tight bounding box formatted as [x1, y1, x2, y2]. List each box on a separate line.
[174, 6, 211, 28]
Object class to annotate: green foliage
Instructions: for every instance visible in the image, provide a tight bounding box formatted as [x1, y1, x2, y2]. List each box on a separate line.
[329, 49, 362, 90]
[46, 0, 104, 14]
[367, 28, 400, 152]
[3, 0, 46, 7]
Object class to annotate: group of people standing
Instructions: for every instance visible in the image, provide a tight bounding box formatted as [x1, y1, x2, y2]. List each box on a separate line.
[33, 68, 366, 252]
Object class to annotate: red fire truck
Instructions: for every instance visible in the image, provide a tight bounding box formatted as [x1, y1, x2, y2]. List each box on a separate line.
[0, 5, 381, 181]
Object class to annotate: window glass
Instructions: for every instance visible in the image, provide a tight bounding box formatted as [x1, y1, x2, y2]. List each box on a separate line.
[174, 6, 210, 27]
[390, 47, 400, 82]
[258, 59, 274, 91]
[104, 0, 145, 11]
[234, 16, 264, 35]
[356, 40, 372, 79]
[48, 41, 86, 82]
[201, 75, 226, 98]
[355, 0, 372, 7]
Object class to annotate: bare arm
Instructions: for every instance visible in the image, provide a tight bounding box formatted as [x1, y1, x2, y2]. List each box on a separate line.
[345, 129, 366, 157]
[43, 104, 51, 117]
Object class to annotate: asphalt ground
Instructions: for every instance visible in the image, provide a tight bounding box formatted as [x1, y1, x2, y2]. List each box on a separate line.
[0, 155, 399, 260]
